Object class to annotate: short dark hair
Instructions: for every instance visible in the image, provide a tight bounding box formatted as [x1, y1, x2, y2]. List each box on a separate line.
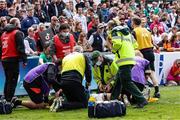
[132, 17, 141, 26]
[59, 23, 70, 31]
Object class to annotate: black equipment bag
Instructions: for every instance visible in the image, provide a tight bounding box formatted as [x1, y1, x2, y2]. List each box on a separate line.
[94, 100, 126, 118]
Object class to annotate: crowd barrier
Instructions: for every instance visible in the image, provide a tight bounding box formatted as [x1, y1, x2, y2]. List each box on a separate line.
[0, 56, 39, 95]
[0, 52, 179, 95]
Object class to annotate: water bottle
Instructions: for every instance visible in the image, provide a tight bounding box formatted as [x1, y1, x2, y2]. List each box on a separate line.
[88, 96, 96, 118]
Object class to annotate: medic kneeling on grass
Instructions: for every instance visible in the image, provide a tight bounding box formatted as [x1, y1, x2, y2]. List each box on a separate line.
[12, 63, 61, 109]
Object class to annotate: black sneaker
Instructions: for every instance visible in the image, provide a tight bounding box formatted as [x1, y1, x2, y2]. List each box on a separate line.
[154, 92, 160, 98]
[11, 97, 22, 108]
[135, 100, 148, 108]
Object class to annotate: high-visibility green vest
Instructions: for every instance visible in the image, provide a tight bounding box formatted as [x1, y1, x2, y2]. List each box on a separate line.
[92, 57, 118, 86]
[112, 32, 138, 67]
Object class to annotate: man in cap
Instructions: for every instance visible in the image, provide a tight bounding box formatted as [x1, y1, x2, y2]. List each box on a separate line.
[91, 50, 118, 93]
[88, 23, 107, 52]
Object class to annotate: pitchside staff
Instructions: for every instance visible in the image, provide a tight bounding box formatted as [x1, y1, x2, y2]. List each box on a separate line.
[0, 18, 27, 102]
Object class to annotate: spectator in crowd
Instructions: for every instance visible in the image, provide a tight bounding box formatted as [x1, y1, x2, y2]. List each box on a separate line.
[150, 15, 165, 34]
[0, 18, 27, 102]
[39, 42, 52, 65]
[152, 26, 162, 47]
[0, 0, 8, 17]
[48, 0, 59, 18]
[170, 34, 180, 49]
[132, 17, 160, 98]
[55, 50, 92, 110]
[176, 32, 180, 47]
[24, 27, 37, 56]
[68, 18, 75, 33]
[63, 2, 74, 19]
[69, 0, 75, 15]
[21, 7, 40, 36]
[0, 16, 7, 35]
[168, 26, 178, 40]
[88, 23, 107, 52]
[91, 51, 118, 93]
[86, 7, 95, 25]
[101, 3, 109, 23]
[160, 13, 171, 33]
[107, 7, 118, 22]
[50, 23, 76, 63]
[58, 15, 67, 24]
[167, 59, 180, 86]
[34, 2, 48, 23]
[6, 7, 16, 22]
[41, 0, 50, 22]
[141, 17, 150, 31]
[92, 3, 102, 22]
[56, 0, 66, 16]
[159, 32, 171, 51]
[47, 16, 59, 35]
[77, 32, 92, 52]
[17, 9, 27, 22]
[87, 15, 100, 39]
[73, 21, 83, 42]
[75, 0, 85, 11]
[73, 7, 88, 33]
[13, 63, 60, 109]
[34, 23, 46, 52]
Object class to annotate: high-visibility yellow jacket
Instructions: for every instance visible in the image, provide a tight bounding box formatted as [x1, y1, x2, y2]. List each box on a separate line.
[92, 56, 118, 86]
[112, 32, 138, 67]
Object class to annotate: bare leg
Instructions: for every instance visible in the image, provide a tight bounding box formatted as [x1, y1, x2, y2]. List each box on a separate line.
[150, 71, 159, 86]
[149, 71, 160, 98]
[21, 101, 47, 109]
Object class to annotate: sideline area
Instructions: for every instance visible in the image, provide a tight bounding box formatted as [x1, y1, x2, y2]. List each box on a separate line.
[0, 86, 179, 120]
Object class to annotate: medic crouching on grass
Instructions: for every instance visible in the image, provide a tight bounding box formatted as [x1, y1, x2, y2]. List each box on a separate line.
[12, 63, 60, 109]
[50, 46, 92, 111]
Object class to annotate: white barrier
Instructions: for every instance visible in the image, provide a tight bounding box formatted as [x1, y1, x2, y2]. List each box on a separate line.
[154, 52, 180, 85]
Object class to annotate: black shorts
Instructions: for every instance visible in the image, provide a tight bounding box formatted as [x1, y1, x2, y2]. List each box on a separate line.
[23, 79, 43, 104]
[140, 48, 155, 71]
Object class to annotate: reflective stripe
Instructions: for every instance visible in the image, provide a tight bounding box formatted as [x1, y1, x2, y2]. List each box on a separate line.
[112, 36, 122, 40]
[112, 35, 134, 43]
[116, 58, 135, 64]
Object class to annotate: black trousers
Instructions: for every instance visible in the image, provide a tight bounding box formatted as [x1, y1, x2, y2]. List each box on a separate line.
[2, 61, 19, 102]
[61, 79, 88, 110]
[111, 65, 146, 103]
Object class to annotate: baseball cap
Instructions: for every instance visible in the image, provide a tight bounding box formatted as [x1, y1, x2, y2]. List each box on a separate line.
[91, 50, 101, 65]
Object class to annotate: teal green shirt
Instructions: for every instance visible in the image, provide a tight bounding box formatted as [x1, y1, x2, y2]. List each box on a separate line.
[39, 53, 52, 63]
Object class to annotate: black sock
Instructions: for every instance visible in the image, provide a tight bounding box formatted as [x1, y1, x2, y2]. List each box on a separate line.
[15, 100, 22, 106]
[154, 86, 159, 93]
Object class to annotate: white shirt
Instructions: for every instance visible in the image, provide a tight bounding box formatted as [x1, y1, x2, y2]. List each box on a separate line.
[63, 8, 74, 18]
[152, 34, 161, 45]
[24, 39, 34, 55]
[73, 14, 87, 33]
